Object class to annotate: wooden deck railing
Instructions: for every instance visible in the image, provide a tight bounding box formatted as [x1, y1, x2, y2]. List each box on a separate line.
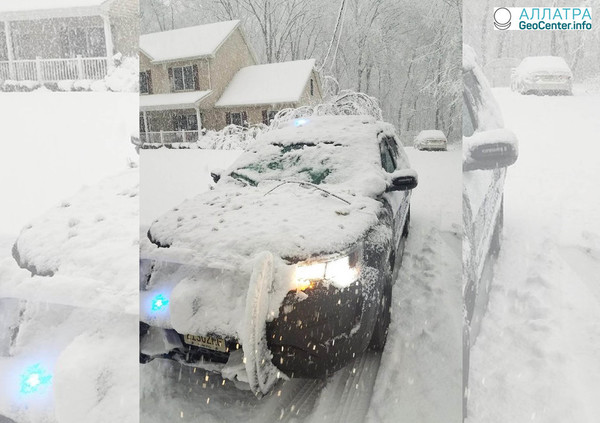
[0, 56, 109, 82]
[142, 130, 200, 144]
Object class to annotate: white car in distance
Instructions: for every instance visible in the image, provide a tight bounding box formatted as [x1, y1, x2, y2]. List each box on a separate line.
[414, 130, 448, 151]
[511, 56, 573, 95]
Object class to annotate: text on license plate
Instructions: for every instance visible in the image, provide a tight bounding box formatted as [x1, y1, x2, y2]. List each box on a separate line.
[184, 334, 227, 352]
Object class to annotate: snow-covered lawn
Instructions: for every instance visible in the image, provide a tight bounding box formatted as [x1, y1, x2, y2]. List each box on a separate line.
[140, 146, 461, 422]
[467, 88, 600, 422]
[0, 93, 139, 423]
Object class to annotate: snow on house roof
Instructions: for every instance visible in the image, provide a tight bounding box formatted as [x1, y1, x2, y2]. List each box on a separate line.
[215, 59, 316, 107]
[0, 0, 112, 17]
[140, 91, 212, 111]
[140, 21, 240, 63]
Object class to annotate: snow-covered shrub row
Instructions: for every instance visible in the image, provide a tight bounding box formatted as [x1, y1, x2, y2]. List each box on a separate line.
[0, 55, 137, 93]
[139, 124, 266, 151]
[271, 91, 384, 128]
[138, 91, 383, 151]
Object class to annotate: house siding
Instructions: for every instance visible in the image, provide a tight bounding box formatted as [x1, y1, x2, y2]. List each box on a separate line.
[204, 27, 256, 108]
[108, 0, 138, 56]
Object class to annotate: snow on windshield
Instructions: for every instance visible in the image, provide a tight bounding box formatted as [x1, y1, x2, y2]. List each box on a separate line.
[230, 143, 337, 186]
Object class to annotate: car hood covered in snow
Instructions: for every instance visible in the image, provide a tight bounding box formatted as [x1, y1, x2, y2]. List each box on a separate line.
[146, 115, 407, 266]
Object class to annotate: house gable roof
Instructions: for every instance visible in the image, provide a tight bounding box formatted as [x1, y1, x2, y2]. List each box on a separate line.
[215, 59, 317, 108]
[140, 20, 241, 64]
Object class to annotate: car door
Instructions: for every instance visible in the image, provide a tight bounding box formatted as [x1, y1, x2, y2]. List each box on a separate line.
[380, 135, 410, 255]
[463, 65, 507, 335]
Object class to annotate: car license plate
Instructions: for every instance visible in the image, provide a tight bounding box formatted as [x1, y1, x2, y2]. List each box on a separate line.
[184, 334, 227, 352]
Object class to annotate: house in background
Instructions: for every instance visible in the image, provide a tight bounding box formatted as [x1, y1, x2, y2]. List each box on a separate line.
[0, 0, 137, 83]
[139, 20, 322, 144]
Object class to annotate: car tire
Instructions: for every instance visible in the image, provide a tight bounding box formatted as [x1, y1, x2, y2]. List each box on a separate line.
[490, 196, 504, 257]
[369, 260, 393, 351]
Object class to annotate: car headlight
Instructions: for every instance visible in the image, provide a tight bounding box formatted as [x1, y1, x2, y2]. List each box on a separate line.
[294, 247, 361, 290]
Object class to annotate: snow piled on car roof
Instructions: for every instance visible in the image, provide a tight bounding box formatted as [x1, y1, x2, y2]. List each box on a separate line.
[517, 56, 572, 75]
[415, 130, 446, 141]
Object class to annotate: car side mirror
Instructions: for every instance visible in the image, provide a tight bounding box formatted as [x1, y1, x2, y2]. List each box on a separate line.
[210, 169, 222, 183]
[463, 128, 518, 171]
[386, 169, 418, 192]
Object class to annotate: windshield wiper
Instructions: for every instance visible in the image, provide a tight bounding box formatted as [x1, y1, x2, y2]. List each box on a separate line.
[262, 179, 350, 205]
[230, 172, 257, 187]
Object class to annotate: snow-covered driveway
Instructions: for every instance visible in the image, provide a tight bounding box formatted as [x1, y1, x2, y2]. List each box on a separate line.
[140, 146, 462, 422]
[467, 87, 600, 422]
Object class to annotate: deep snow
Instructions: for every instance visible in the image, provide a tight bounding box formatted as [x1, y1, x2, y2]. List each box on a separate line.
[467, 87, 600, 422]
[140, 145, 461, 422]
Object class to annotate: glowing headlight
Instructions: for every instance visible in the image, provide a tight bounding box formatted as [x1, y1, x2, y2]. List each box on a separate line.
[295, 253, 359, 290]
[294, 118, 309, 127]
[151, 294, 169, 311]
[20, 363, 52, 394]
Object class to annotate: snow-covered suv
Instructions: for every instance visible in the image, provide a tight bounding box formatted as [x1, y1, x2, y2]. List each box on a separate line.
[463, 46, 519, 417]
[139, 115, 417, 395]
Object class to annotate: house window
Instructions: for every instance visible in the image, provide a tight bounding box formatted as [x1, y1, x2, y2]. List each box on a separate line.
[139, 113, 146, 133]
[173, 113, 198, 131]
[226, 111, 247, 127]
[64, 26, 105, 58]
[139, 70, 152, 94]
[0, 27, 7, 60]
[262, 110, 279, 125]
[310, 78, 314, 96]
[171, 65, 196, 91]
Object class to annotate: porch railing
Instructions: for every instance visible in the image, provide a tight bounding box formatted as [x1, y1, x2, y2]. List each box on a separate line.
[142, 130, 200, 145]
[0, 56, 109, 82]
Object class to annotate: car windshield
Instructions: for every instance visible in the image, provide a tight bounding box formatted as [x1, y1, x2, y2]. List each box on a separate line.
[230, 142, 337, 186]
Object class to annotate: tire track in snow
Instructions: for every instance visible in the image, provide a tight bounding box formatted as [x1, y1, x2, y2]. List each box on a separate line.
[306, 351, 382, 423]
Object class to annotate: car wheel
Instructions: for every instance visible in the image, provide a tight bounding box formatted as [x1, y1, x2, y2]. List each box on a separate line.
[369, 262, 393, 351]
[490, 196, 504, 257]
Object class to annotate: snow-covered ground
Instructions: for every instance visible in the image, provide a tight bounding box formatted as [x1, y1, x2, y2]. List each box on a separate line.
[0, 93, 139, 423]
[140, 146, 462, 422]
[467, 87, 600, 422]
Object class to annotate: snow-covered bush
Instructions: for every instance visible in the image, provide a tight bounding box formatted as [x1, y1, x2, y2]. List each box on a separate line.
[271, 91, 384, 128]
[138, 91, 383, 151]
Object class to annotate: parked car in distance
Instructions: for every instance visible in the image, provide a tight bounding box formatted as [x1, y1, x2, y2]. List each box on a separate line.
[511, 56, 573, 95]
[139, 114, 418, 395]
[414, 129, 448, 151]
[463, 45, 519, 419]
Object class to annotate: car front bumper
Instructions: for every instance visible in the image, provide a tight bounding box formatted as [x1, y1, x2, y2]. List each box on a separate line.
[522, 80, 572, 93]
[140, 277, 379, 379]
